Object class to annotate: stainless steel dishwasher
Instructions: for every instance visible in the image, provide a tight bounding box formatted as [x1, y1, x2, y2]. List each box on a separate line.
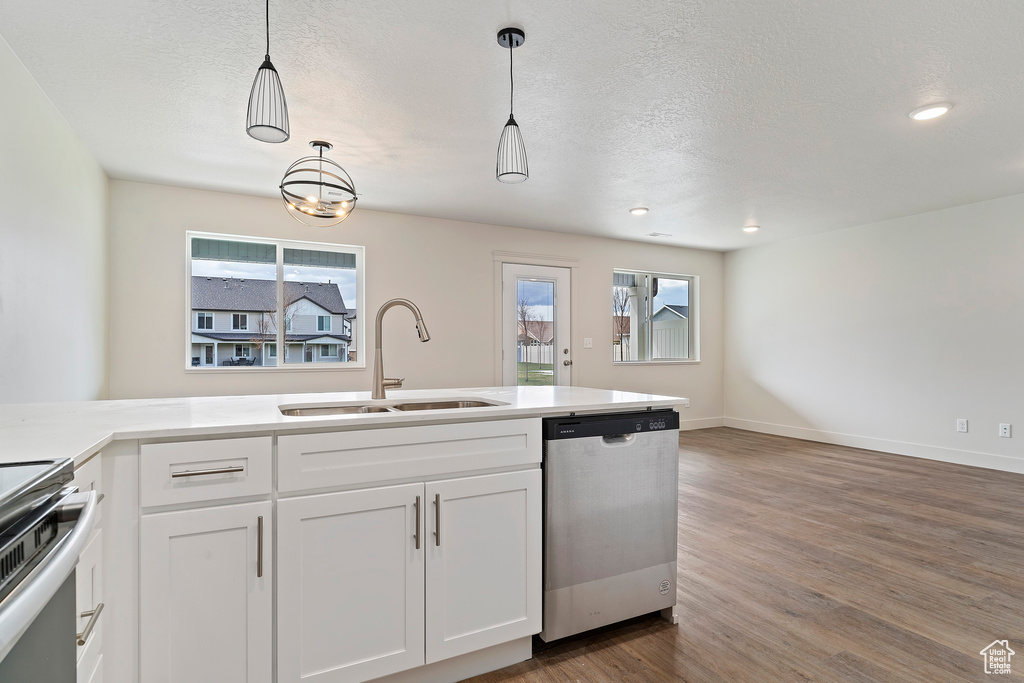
[540, 409, 679, 642]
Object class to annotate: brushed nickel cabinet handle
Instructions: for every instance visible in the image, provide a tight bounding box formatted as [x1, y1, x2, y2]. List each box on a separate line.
[414, 496, 421, 550]
[434, 493, 441, 547]
[171, 466, 245, 479]
[257, 515, 264, 578]
[76, 602, 104, 646]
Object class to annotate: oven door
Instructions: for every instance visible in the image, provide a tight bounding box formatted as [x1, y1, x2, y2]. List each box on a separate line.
[0, 491, 97, 681]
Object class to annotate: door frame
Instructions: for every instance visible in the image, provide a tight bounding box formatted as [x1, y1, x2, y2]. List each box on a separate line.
[492, 251, 578, 386]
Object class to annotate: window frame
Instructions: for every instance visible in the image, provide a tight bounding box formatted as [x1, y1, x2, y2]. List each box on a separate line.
[317, 315, 331, 332]
[196, 311, 214, 330]
[185, 231, 366, 372]
[611, 268, 700, 365]
[232, 313, 248, 331]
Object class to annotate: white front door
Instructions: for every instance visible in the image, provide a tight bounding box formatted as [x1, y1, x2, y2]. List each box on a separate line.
[501, 264, 571, 386]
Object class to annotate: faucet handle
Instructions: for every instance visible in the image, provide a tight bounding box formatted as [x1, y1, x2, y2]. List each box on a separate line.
[383, 377, 404, 389]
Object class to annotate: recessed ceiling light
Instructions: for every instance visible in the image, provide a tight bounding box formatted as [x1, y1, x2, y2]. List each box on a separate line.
[629, 207, 649, 216]
[743, 226, 759, 233]
[646, 232, 672, 237]
[909, 103, 953, 121]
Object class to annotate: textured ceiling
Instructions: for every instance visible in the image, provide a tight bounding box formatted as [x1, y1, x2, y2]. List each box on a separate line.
[3, 1, 1024, 250]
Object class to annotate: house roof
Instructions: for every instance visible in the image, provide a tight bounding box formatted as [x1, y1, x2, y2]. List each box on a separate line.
[656, 304, 689, 319]
[191, 277, 350, 315]
[518, 320, 553, 344]
[193, 332, 351, 343]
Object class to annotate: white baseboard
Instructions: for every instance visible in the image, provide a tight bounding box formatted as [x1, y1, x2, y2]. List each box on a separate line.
[678, 416, 724, 431]
[722, 417, 1024, 475]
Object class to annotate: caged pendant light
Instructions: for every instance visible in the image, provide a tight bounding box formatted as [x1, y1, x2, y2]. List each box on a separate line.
[246, 0, 289, 143]
[280, 141, 358, 227]
[496, 28, 528, 183]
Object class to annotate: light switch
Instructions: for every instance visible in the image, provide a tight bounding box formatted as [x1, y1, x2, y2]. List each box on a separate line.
[583, 337, 593, 349]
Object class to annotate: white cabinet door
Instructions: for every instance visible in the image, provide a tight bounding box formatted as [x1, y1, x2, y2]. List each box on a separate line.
[140, 501, 271, 683]
[277, 484, 425, 683]
[425, 469, 541, 663]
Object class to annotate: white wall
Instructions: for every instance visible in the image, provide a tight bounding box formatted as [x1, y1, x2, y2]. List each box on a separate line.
[0, 34, 108, 403]
[108, 180, 723, 426]
[725, 193, 1024, 473]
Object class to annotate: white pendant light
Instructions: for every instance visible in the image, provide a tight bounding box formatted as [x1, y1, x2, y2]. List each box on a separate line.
[246, 0, 289, 143]
[496, 28, 528, 183]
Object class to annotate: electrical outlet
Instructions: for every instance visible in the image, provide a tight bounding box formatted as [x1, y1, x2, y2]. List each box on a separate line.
[956, 419, 968, 433]
[583, 337, 593, 349]
[999, 423, 1012, 438]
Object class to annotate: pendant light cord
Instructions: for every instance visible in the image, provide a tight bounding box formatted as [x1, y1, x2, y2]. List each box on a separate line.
[265, 0, 270, 58]
[508, 35, 515, 118]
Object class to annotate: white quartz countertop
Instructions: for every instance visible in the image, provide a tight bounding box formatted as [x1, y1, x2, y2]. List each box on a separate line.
[0, 386, 687, 465]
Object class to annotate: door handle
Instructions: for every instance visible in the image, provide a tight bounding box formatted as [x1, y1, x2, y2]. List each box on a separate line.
[76, 603, 104, 646]
[257, 515, 264, 578]
[414, 496, 421, 550]
[434, 494, 441, 547]
[563, 359, 572, 366]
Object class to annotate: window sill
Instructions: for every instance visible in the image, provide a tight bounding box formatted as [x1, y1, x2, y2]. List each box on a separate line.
[185, 364, 366, 373]
[612, 359, 701, 366]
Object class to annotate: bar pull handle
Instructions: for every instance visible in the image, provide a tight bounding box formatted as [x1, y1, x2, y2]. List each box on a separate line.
[257, 515, 264, 578]
[172, 465, 245, 479]
[414, 496, 421, 550]
[434, 493, 441, 547]
[76, 603, 104, 646]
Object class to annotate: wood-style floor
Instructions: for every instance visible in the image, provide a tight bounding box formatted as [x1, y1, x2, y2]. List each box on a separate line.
[466, 427, 1024, 682]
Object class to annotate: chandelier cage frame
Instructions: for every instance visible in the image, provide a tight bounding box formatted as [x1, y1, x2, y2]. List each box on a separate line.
[280, 141, 358, 227]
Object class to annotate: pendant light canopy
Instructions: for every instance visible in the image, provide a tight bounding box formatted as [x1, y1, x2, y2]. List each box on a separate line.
[246, 0, 289, 143]
[280, 141, 358, 227]
[496, 28, 528, 183]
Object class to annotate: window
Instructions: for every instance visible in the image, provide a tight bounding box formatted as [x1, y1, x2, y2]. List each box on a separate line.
[612, 270, 697, 362]
[187, 233, 364, 370]
[320, 344, 338, 357]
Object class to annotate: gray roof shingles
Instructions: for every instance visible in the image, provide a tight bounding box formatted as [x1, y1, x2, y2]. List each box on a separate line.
[191, 277, 351, 315]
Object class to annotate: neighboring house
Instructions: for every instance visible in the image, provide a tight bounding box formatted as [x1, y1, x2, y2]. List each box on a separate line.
[517, 320, 553, 364]
[613, 305, 688, 361]
[190, 277, 353, 367]
[652, 304, 688, 359]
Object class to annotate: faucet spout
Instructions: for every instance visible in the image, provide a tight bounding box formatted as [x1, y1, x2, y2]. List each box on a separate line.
[372, 298, 431, 400]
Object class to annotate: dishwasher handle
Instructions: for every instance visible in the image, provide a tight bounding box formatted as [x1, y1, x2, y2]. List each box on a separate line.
[601, 433, 637, 445]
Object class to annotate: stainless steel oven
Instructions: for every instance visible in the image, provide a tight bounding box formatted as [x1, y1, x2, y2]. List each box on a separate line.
[0, 460, 98, 682]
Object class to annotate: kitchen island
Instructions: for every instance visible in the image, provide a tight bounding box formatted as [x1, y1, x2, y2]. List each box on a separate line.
[0, 386, 686, 683]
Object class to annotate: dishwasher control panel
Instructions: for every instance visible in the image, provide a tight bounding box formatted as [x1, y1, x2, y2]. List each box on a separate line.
[543, 409, 679, 440]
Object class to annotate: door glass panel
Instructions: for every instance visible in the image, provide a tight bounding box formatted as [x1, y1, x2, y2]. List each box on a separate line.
[516, 279, 554, 386]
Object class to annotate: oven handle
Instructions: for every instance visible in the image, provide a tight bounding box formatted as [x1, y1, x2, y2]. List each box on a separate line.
[0, 490, 97, 664]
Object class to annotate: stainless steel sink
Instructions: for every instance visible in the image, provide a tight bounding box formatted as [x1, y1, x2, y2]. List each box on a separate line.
[279, 398, 504, 417]
[389, 400, 497, 411]
[280, 405, 393, 417]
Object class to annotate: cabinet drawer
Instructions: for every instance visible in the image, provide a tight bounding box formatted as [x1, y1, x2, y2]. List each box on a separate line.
[140, 437, 271, 508]
[278, 419, 541, 493]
